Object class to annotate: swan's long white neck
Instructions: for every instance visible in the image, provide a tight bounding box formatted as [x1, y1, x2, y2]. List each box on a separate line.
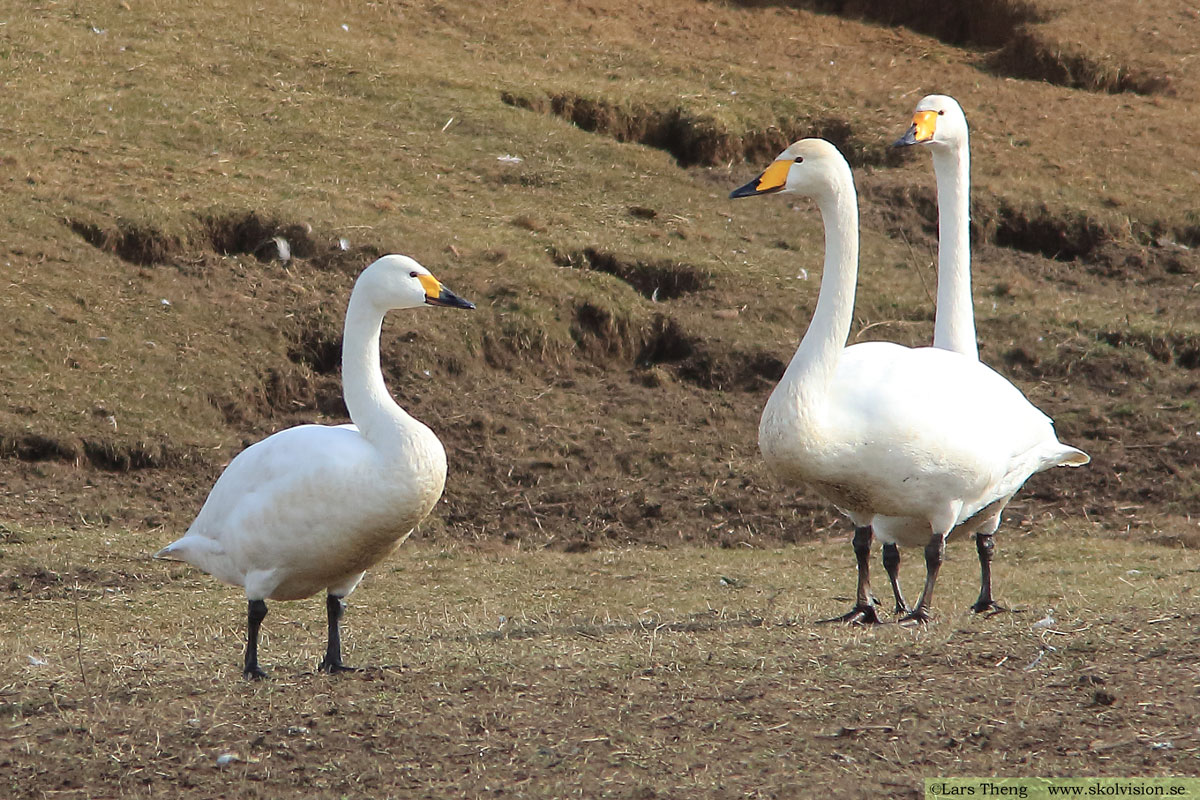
[931, 139, 977, 360]
[340, 290, 417, 446]
[777, 162, 860, 398]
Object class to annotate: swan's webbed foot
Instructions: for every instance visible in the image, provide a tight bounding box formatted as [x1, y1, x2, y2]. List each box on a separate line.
[970, 599, 1010, 616]
[317, 658, 361, 674]
[818, 603, 883, 625]
[819, 526, 884, 625]
[243, 664, 268, 680]
[897, 607, 932, 626]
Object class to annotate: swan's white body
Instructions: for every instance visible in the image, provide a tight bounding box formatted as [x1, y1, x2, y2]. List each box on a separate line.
[160, 418, 445, 601]
[157, 255, 464, 602]
[764, 340, 1085, 547]
[733, 139, 1087, 618]
[156, 255, 474, 676]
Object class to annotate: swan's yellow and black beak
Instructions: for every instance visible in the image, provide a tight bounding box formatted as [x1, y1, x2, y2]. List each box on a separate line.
[418, 274, 476, 309]
[730, 158, 793, 198]
[894, 110, 938, 148]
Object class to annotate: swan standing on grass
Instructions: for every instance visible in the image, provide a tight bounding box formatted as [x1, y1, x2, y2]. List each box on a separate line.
[156, 254, 475, 677]
[730, 139, 1088, 624]
[873, 94, 982, 616]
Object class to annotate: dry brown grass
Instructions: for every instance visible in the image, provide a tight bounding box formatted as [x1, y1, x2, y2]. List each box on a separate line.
[2, 523, 1197, 798]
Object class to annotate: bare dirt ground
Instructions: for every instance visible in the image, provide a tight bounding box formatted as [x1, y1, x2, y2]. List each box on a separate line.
[1, 0, 1198, 797]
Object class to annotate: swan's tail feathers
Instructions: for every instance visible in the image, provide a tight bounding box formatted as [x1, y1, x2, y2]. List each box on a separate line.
[1058, 446, 1091, 467]
[153, 540, 184, 560]
[153, 535, 226, 563]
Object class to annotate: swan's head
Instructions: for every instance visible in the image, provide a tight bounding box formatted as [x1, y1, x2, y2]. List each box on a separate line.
[356, 254, 475, 311]
[729, 138, 852, 201]
[893, 94, 968, 150]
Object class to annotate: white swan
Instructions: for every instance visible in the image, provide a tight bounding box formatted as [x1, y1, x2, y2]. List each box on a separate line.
[730, 139, 1088, 624]
[871, 94, 982, 615]
[881, 94, 1031, 617]
[156, 254, 475, 677]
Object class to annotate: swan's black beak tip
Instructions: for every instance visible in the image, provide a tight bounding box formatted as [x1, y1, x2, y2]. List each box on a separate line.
[729, 180, 756, 199]
[730, 176, 783, 199]
[427, 288, 475, 310]
[892, 128, 919, 148]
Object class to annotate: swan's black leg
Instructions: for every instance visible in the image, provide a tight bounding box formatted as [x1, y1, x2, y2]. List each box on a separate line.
[318, 594, 359, 673]
[819, 526, 882, 625]
[882, 543, 909, 615]
[244, 599, 269, 680]
[899, 534, 944, 625]
[970, 533, 1007, 614]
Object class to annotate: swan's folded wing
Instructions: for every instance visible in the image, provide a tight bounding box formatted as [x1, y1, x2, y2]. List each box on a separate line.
[184, 424, 375, 541]
[831, 342, 1072, 500]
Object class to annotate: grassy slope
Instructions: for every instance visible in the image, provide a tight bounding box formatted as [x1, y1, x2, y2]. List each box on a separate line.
[0, 0, 1197, 539]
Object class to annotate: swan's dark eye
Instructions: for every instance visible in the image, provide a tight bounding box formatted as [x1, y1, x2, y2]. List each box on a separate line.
[409, 271, 418, 278]
[938, 110, 945, 115]
[794, 157, 803, 164]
